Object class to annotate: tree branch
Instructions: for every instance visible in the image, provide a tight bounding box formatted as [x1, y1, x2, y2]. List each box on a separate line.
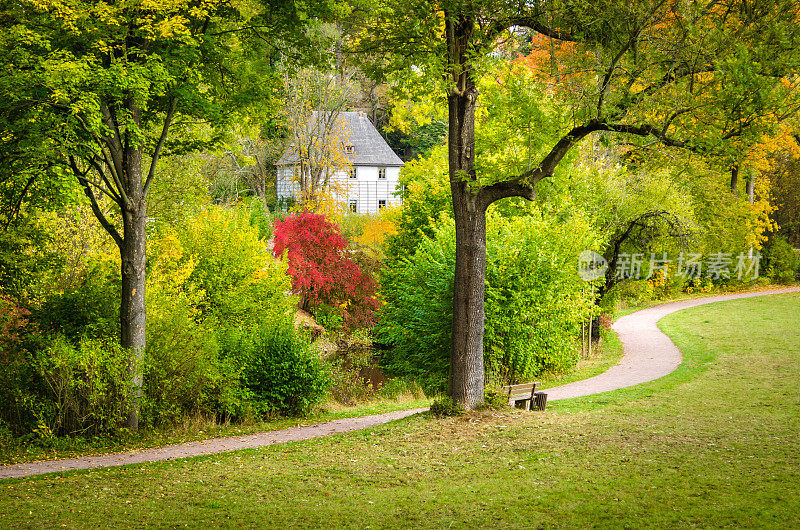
[597, 32, 639, 117]
[88, 156, 122, 203]
[477, 180, 536, 210]
[100, 102, 125, 177]
[3, 174, 37, 229]
[514, 18, 579, 42]
[73, 110, 129, 206]
[475, 114, 704, 210]
[69, 156, 123, 249]
[143, 96, 176, 197]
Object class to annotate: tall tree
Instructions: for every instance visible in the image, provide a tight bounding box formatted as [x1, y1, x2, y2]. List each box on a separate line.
[356, 0, 800, 407]
[282, 66, 357, 211]
[0, 0, 334, 430]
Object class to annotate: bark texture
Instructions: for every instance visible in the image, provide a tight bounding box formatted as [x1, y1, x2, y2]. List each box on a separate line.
[120, 200, 147, 432]
[446, 11, 486, 409]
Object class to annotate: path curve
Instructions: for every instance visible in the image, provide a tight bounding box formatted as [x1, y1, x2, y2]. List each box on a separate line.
[2, 287, 797, 480]
[545, 287, 800, 401]
[0, 408, 426, 480]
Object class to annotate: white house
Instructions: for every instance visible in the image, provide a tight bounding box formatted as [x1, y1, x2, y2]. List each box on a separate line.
[276, 111, 404, 214]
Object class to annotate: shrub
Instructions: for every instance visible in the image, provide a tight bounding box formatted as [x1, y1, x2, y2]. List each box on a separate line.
[218, 320, 330, 417]
[429, 395, 464, 417]
[326, 340, 382, 405]
[377, 215, 454, 394]
[273, 212, 381, 331]
[383, 144, 452, 262]
[176, 205, 294, 324]
[481, 387, 510, 410]
[763, 235, 800, 284]
[377, 377, 425, 401]
[378, 210, 597, 392]
[483, 213, 597, 383]
[34, 259, 119, 344]
[143, 310, 223, 425]
[0, 294, 41, 435]
[612, 279, 655, 305]
[34, 336, 130, 436]
[144, 210, 297, 424]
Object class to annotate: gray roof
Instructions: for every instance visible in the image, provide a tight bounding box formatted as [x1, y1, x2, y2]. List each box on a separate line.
[277, 111, 404, 167]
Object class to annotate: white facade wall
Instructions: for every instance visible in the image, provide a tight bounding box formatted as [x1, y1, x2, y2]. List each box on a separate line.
[277, 165, 403, 214]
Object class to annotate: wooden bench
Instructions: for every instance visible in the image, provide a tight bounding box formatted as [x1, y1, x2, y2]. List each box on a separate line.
[501, 382, 547, 411]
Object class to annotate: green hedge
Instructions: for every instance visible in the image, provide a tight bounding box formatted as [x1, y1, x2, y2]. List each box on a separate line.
[378, 210, 598, 393]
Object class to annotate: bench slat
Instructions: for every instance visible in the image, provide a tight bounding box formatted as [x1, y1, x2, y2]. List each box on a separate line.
[504, 383, 537, 392]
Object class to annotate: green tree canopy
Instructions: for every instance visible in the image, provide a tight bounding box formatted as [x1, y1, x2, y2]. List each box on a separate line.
[353, 0, 800, 407]
[0, 0, 342, 429]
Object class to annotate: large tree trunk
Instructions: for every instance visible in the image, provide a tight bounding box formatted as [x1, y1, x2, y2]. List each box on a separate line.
[120, 119, 147, 432]
[447, 35, 485, 408]
[449, 185, 487, 408]
[120, 202, 147, 431]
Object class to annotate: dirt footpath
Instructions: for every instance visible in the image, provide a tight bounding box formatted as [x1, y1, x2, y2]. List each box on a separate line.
[0, 408, 427, 480]
[546, 287, 800, 401]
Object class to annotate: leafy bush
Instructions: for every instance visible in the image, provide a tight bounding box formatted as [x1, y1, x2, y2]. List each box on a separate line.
[33, 336, 130, 436]
[0, 291, 32, 356]
[273, 212, 381, 331]
[34, 259, 119, 344]
[2, 203, 330, 438]
[383, 144, 452, 262]
[378, 210, 597, 392]
[143, 209, 299, 424]
[176, 205, 293, 324]
[377, 215, 454, 393]
[763, 235, 799, 284]
[429, 395, 464, 417]
[143, 317, 225, 425]
[326, 340, 382, 405]
[611, 279, 655, 305]
[377, 377, 425, 401]
[218, 321, 330, 417]
[0, 294, 42, 435]
[483, 213, 597, 383]
[481, 388, 509, 410]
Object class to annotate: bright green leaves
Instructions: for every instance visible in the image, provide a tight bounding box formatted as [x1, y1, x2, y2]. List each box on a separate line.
[475, 62, 567, 186]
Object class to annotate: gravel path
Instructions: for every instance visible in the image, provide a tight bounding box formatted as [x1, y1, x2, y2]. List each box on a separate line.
[2, 287, 797, 480]
[546, 287, 800, 401]
[0, 408, 427, 480]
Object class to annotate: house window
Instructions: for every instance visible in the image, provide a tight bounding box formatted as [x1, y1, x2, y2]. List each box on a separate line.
[345, 145, 354, 154]
[378, 167, 387, 180]
[378, 200, 387, 210]
[349, 200, 358, 213]
[349, 167, 357, 179]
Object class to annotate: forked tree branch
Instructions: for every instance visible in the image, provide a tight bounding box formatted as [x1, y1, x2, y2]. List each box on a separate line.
[143, 96, 177, 198]
[69, 156, 123, 249]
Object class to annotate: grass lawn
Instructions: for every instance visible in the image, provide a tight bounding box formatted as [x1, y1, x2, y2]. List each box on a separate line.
[1, 292, 798, 528]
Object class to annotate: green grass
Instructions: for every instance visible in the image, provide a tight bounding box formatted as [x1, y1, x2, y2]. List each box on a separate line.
[2, 292, 798, 528]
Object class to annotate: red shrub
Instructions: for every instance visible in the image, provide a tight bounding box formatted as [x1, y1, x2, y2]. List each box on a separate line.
[0, 292, 33, 361]
[272, 213, 380, 331]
